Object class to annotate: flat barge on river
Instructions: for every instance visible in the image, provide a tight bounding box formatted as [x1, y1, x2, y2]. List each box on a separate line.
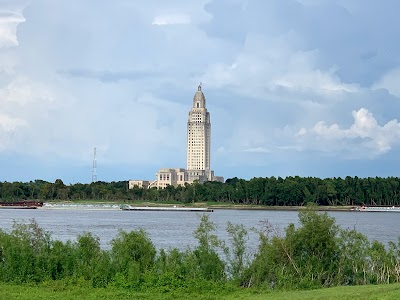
[0, 201, 43, 209]
[353, 206, 400, 212]
[121, 205, 213, 212]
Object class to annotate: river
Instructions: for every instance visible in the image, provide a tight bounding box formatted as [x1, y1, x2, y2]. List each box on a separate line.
[0, 208, 399, 251]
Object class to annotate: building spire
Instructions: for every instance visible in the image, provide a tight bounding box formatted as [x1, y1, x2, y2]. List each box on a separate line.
[193, 83, 206, 109]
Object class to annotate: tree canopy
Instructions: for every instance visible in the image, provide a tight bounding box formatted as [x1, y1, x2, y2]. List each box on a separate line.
[1, 176, 400, 206]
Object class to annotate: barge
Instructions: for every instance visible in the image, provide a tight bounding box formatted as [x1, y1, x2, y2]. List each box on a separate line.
[0, 201, 43, 209]
[353, 206, 400, 212]
[121, 205, 213, 212]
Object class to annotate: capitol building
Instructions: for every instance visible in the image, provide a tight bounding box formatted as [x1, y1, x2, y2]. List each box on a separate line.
[129, 84, 224, 189]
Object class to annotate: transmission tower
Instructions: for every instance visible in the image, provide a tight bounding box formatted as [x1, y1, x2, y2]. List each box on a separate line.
[92, 147, 97, 183]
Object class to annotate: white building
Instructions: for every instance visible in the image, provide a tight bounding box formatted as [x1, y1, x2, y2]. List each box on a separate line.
[186, 84, 213, 183]
[129, 84, 223, 189]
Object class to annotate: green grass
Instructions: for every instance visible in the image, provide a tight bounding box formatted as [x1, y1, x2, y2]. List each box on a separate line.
[0, 283, 399, 300]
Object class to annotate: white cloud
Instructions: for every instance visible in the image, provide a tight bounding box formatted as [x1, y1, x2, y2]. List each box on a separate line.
[373, 67, 400, 98]
[295, 128, 307, 136]
[0, 114, 26, 132]
[0, 76, 59, 154]
[200, 33, 358, 100]
[0, 76, 54, 106]
[0, 10, 25, 47]
[243, 147, 271, 153]
[152, 13, 191, 25]
[301, 108, 400, 156]
[0, 113, 26, 150]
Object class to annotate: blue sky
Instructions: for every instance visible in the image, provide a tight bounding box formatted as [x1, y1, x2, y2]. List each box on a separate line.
[1, 0, 400, 184]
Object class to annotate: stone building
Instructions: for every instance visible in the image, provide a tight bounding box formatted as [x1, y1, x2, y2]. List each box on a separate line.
[153, 168, 187, 189]
[128, 180, 150, 189]
[129, 84, 223, 189]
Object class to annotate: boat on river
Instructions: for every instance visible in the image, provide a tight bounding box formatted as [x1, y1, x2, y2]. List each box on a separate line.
[353, 206, 400, 212]
[121, 205, 213, 212]
[0, 201, 43, 209]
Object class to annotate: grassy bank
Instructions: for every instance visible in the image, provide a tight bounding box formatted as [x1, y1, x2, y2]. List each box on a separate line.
[0, 283, 399, 300]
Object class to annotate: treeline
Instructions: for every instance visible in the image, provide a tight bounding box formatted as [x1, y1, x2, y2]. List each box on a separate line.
[1, 209, 400, 290]
[2, 176, 400, 206]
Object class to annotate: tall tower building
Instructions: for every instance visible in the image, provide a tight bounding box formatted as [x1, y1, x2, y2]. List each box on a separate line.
[186, 84, 212, 182]
[130, 83, 224, 190]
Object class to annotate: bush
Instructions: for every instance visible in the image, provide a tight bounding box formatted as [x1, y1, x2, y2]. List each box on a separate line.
[244, 207, 343, 289]
[110, 229, 156, 286]
[0, 220, 52, 283]
[192, 214, 226, 281]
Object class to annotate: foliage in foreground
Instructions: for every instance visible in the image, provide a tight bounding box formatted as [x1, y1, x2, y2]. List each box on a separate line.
[0, 209, 400, 292]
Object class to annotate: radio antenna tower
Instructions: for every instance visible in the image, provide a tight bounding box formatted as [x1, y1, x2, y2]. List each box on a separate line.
[92, 147, 97, 183]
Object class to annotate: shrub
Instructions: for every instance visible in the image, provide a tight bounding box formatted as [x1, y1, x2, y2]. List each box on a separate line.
[192, 214, 226, 281]
[243, 207, 341, 289]
[110, 229, 156, 286]
[225, 222, 249, 281]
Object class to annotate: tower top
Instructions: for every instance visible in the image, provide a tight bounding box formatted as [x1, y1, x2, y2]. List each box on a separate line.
[193, 83, 206, 109]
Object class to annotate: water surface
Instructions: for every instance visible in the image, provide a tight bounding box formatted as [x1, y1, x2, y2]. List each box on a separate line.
[0, 208, 399, 250]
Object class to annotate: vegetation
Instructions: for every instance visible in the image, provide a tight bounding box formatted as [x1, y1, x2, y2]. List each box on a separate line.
[2, 176, 400, 206]
[1, 208, 400, 298]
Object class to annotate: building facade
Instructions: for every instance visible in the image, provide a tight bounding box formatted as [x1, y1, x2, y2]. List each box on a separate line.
[152, 168, 187, 189]
[128, 180, 150, 189]
[129, 84, 223, 189]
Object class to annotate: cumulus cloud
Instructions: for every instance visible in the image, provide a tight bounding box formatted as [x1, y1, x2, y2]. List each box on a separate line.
[300, 108, 400, 156]
[296, 128, 307, 136]
[0, 114, 26, 132]
[200, 33, 358, 100]
[0, 76, 54, 106]
[0, 76, 57, 154]
[0, 10, 25, 47]
[152, 13, 191, 25]
[0, 114, 26, 150]
[373, 67, 400, 98]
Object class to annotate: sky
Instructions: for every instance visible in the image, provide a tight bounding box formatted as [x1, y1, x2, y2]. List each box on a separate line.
[1, 0, 400, 184]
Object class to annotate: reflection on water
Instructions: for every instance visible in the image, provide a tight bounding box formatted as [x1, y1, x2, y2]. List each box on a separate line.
[0, 208, 399, 250]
